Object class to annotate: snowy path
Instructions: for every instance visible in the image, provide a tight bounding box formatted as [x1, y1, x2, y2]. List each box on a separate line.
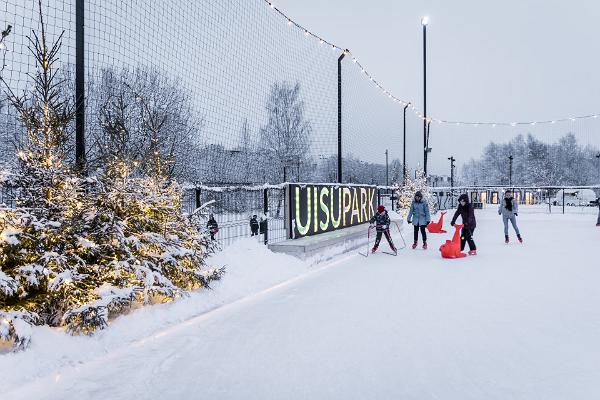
[6, 208, 600, 399]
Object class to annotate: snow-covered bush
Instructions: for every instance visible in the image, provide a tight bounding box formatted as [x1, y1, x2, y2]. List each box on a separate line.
[393, 169, 438, 217]
[0, 7, 222, 350]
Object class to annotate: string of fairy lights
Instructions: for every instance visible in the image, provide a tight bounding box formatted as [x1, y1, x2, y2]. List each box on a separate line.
[264, 0, 600, 128]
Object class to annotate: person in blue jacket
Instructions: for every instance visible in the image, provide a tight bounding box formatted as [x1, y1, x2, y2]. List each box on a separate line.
[407, 191, 431, 249]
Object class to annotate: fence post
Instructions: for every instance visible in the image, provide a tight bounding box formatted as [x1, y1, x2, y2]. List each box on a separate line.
[337, 50, 348, 183]
[263, 188, 269, 245]
[377, 188, 381, 206]
[562, 189, 565, 214]
[75, 0, 85, 172]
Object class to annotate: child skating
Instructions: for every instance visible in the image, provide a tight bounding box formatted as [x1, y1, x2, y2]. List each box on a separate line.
[407, 191, 431, 249]
[450, 194, 477, 256]
[499, 190, 522, 243]
[369, 205, 397, 254]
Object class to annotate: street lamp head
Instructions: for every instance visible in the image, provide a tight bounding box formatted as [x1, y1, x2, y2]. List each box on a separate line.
[421, 16, 429, 26]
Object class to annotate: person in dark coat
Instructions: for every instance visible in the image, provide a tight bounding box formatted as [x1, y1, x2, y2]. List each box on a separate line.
[250, 214, 260, 236]
[369, 205, 396, 253]
[207, 214, 219, 240]
[596, 196, 600, 227]
[407, 191, 431, 250]
[450, 193, 477, 255]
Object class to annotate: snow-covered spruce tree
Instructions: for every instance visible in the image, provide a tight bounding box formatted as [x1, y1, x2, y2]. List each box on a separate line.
[0, 5, 222, 350]
[393, 169, 438, 218]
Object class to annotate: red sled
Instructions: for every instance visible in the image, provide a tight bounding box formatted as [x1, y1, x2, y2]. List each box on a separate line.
[439, 223, 467, 259]
[427, 211, 447, 233]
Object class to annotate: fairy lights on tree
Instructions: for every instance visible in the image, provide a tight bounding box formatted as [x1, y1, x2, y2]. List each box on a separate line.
[394, 169, 438, 218]
[0, 2, 222, 350]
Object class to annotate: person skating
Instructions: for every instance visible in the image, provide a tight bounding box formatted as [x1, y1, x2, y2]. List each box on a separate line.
[450, 194, 477, 255]
[250, 214, 260, 236]
[407, 191, 431, 249]
[369, 205, 396, 254]
[207, 214, 219, 240]
[499, 189, 523, 243]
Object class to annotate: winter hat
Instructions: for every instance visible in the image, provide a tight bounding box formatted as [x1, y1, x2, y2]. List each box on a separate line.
[415, 191, 423, 198]
[377, 205, 385, 213]
[458, 194, 469, 203]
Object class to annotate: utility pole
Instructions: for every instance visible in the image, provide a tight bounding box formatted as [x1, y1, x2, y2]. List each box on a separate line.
[385, 149, 389, 187]
[403, 102, 410, 185]
[596, 153, 600, 182]
[509, 155, 514, 187]
[448, 156, 456, 208]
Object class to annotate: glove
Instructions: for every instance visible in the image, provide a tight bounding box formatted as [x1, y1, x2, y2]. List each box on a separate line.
[369, 224, 374, 228]
[451, 221, 455, 226]
[426, 221, 431, 225]
[514, 213, 518, 216]
[407, 220, 412, 224]
[382, 225, 388, 230]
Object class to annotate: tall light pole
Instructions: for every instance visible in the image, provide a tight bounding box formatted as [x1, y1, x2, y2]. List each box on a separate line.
[403, 102, 410, 185]
[337, 49, 349, 184]
[385, 149, 389, 187]
[448, 156, 456, 208]
[422, 16, 429, 177]
[509, 155, 514, 187]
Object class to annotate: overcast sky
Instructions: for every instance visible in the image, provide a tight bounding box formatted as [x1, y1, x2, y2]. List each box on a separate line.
[277, 0, 600, 123]
[273, 0, 600, 175]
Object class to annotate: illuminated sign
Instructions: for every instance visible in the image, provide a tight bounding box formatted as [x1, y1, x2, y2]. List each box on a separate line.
[289, 184, 377, 239]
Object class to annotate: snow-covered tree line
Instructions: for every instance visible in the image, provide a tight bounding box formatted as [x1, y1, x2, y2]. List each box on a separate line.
[461, 133, 600, 186]
[0, 7, 223, 350]
[1, 66, 399, 187]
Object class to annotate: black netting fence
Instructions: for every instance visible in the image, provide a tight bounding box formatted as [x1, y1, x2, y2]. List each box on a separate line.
[1, 0, 422, 186]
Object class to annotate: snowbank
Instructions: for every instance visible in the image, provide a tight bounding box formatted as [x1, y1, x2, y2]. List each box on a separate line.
[0, 238, 310, 389]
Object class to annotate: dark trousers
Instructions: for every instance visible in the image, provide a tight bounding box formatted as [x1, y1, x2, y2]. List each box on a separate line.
[251, 228, 259, 236]
[461, 226, 476, 251]
[413, 225, 427, 242]
[374, 229, 395, 250]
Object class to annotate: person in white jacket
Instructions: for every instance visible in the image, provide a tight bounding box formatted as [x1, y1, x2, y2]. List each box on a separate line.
[498, 190, 522, 244]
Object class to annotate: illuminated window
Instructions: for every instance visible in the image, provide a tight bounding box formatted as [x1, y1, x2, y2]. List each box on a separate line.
[491, 192, 499, 204]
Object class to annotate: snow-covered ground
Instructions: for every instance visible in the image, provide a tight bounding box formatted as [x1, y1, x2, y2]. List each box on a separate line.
[2, 207, 600, 399]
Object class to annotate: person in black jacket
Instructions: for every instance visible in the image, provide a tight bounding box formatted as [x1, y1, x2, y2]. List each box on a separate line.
[596, 196, 600, 227]
[369, 205, 397, 254]
[207, 214, 219, 240]
[450, 193, 477, 255]
[250, 215, 260, 236]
